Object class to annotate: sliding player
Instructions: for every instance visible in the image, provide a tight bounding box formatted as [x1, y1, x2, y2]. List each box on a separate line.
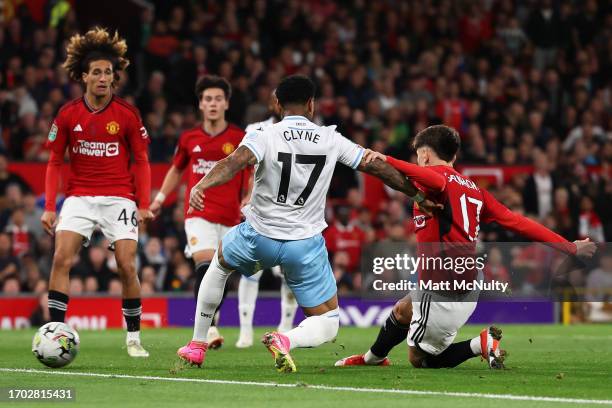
[41, 27, 152, 357]
[177, 75, 441, 371]
[236, 93, 298, 348]
[150, 75, 250, 349]
[336, 125, 597, 369]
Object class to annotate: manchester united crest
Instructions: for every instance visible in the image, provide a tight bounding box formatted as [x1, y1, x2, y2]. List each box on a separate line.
[190, 236, 198, 246]
[222, 142, 235, 155]
[106, 121, 120, 135]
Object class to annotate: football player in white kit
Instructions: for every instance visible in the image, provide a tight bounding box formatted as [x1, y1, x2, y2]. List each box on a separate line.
[236, 94, 298, 348]
[177, 75, 440, 372]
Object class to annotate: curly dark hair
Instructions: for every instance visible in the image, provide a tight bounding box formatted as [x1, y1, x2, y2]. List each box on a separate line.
[62, 27, 129, 84]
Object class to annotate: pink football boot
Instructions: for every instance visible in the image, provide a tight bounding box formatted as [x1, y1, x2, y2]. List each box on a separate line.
[177, 340, 208, 367]
[262, 332, 296, 373]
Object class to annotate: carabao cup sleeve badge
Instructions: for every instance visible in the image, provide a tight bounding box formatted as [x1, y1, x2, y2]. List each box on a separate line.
[48, 123, 58, 141]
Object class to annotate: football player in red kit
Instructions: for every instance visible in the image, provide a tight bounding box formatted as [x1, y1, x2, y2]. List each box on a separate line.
[149, 76, 251, 348]
[41, 27, 153, 357]
[336, 125, 597, 369]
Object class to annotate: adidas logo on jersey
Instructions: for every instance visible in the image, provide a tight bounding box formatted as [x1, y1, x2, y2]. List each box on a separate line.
[73, 124, 83, 132]
[192, 145, 202, 153]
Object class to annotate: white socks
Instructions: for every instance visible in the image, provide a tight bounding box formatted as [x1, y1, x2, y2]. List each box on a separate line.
[126, 331, 141, 344]
[193, 252, 232, 343]
[238, 267, 299, 339]
[470, 336, 482, 355]
[285, 308, 339, 350]
[364, 349, 385, 364]
[238, 271, 262, 338]
[278, 278, 298, 332]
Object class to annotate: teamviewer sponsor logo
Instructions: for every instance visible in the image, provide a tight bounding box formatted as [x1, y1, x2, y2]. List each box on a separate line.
[192, 159, 217, 175]
[72, 140, 120, 157]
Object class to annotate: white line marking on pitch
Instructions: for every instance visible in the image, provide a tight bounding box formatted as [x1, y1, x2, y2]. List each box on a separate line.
[1, 368, 611, 405]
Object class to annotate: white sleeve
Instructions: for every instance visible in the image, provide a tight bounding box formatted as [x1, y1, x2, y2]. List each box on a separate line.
[239, 129, 266, 163]
[244, 122, 258, 134]
[335, 131, 365, 169]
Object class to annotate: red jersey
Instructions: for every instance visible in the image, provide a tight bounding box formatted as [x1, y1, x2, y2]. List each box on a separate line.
[323, 222, 367, 272]
[386, 157, 577, 283]
[173, 124, 250, 226]
[44, 96, 151, 210]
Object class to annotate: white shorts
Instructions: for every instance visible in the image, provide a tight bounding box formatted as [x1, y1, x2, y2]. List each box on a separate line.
[184, 217, 232, 258]
[56, 196, 138, 244]
[407, 292, 477, 356]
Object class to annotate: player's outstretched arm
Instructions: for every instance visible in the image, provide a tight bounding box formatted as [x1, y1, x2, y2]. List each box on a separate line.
[189, 146, 257, 211]
[363, 149, 446, 192]
[481, 189, 597, 257]
[356, 154, 443, 216]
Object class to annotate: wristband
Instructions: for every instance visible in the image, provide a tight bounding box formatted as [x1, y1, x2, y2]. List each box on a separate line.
[154, 191, 166, 204]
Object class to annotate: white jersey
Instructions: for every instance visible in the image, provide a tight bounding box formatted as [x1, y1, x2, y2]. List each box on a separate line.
[244, 116, 276, 134]
[239, 115, 364, 240]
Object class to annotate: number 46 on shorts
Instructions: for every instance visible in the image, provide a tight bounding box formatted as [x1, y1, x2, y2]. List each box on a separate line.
[117, 209, 138, 227]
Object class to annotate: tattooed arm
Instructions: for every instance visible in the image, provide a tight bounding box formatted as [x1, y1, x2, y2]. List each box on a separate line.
[357, 157, 421, 197]
[189, 146, 257, 211]
[356, 151, 443, 216]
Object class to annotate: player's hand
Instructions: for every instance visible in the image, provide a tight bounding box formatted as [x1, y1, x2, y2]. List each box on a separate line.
[416, 198, 444, 217]
[137, 208, 154, 225]
[149, 200, 162, 218]
[189, 185, 205, 212]
[574, 238, 597, 258]
[363, 149, 387, 163]
[40, 211, 57, 236]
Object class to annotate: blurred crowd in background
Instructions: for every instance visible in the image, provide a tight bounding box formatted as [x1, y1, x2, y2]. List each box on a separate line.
[0, 0, 611, 300]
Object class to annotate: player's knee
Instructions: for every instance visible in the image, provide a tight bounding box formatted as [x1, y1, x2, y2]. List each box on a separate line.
[392, 301, 412, 325]
[116, 257, 137, 278]
[51, 251, 73, 273]
[215, 244, 236, 271]
[409, 354, 424, 368]
[408, 348, 425, 368]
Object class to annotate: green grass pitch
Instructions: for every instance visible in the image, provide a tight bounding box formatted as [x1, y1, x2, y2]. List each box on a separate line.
[1, 325, 611, 407]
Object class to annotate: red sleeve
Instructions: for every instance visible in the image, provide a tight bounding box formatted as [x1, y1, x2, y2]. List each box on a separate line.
[386, 156, 446, 192]
[481, 189, 577, 254]
[44, 115, 68, 211]
[127, 111, 151, 208]
[172, 135, 189, 171]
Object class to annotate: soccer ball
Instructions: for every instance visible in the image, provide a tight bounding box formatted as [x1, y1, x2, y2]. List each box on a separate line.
[32, 322, 80, 368]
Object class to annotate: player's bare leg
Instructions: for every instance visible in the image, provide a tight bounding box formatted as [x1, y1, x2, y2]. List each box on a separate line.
[192, 249, 225, 349]
[178, 244, 232, 367]
[336, 295, 411, 367]
[115, 239, 148, 357]
[263, 295, 339, 373]
[48, 231, 83, 322]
